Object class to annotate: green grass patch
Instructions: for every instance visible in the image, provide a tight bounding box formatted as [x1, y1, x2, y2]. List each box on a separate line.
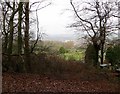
[60, 50, 85, 61]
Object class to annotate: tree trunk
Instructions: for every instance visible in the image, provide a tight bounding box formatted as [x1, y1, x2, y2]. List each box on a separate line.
[8, 21, 14, 54]
[18, 2, 23, 54]
[100, 26, 106, 64]
[100, 42, 104, 64]
[2, 9, 8, 53]
[7, 2, 15, 55]
[93, 43, 99, 67]
[24, 1, 31, 72]
[3, 34, 8, 53]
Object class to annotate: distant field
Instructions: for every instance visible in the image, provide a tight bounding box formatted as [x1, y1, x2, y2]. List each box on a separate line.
[60, 50, 85, 61]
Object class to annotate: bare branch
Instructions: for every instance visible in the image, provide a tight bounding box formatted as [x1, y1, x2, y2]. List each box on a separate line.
[30, 2, 51, 12]
[70, 0, 96, 35]
[30, 8, 40, 53]
[6, 2, 13, 9]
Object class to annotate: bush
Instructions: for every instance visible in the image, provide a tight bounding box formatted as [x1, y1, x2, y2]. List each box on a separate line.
[106, 45, 120, 68]
[85, 44, 97, 65]
[2, 55, 26, 72]
[59, 47, 68, 54]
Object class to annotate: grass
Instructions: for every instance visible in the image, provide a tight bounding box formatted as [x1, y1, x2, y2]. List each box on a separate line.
[60, 49, 85, 61]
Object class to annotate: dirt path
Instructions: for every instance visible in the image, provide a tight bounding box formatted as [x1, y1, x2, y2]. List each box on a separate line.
[2, 73, 120, 93]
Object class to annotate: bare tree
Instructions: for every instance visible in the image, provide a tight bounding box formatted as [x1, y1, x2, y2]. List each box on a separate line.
[30, 9, 40, 53]
[29, 0, 51, 53]
[7, 1, 19, 55]
[1, 3, 9, 53]
[70, 0, 119, 66]
[1, 0, 52, 72]
[24, 1, 31, 72]
[18, 1, 23, 54]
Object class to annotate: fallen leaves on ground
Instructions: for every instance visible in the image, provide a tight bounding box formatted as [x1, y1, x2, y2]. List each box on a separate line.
[2, 73, 120, 93]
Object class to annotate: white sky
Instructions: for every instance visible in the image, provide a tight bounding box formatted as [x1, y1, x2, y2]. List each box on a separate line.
[3, 0, 119, 39]
[36, 0, 119, 35]
[37, 0, 74, 35]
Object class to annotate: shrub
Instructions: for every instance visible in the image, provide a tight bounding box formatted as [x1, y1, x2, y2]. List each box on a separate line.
[59, 47, 68, 54]
[85, 43, 97, 66]
[106, 45, 120, 68]
[2, 55, 26, 72]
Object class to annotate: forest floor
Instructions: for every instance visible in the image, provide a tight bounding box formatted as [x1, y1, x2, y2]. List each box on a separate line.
[2, 72, 120, 93]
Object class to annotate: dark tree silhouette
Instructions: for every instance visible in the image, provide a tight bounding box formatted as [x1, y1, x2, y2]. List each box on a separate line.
[70, 0, 119, 66]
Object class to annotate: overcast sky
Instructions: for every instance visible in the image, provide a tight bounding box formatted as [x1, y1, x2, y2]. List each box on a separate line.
[34, 0, 117, 35]
[36, 0, 74, 35]
[30, 0, 120, 41]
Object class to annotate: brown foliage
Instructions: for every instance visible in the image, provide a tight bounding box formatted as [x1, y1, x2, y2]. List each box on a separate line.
[2, 73, 120, 92]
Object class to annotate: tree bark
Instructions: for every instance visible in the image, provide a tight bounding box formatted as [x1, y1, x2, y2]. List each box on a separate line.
[7, 2, 15, 55]
[93, 43, 100, 67]
[18, 2, 23, 54]
[3, 34, 8, 53]
[100, 30, 106, 64]
[2, 7, 8, 53]
[24, 1, 31, 72]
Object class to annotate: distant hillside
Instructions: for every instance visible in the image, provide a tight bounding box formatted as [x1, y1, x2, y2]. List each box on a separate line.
[43, 34, 76, 42]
